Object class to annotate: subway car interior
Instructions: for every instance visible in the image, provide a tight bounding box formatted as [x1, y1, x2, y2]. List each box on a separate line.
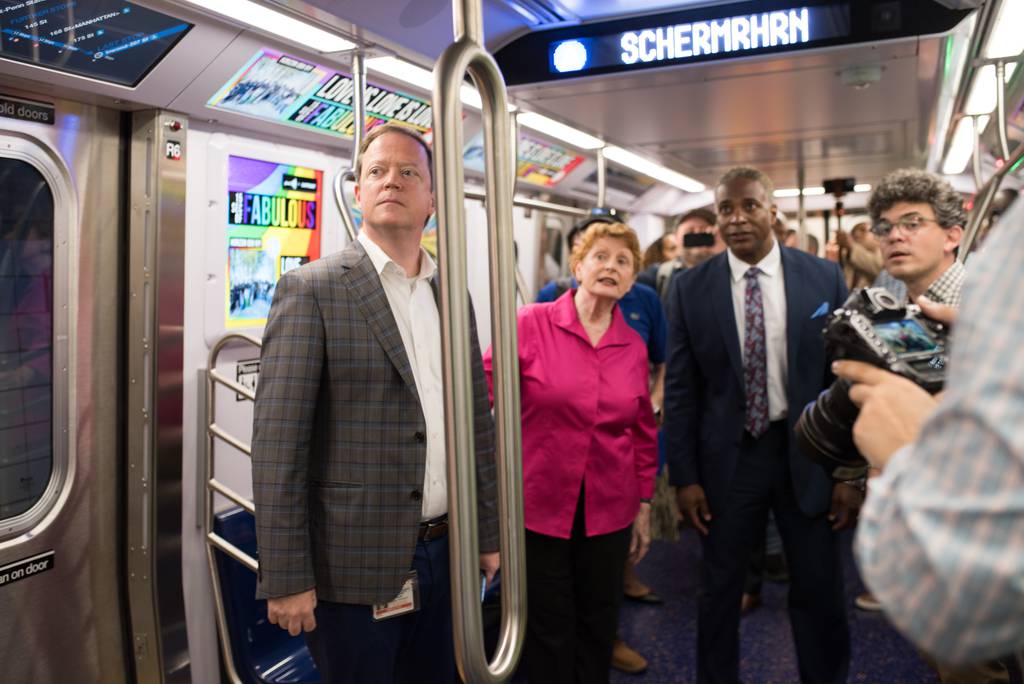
[0, 0, 1022, 681]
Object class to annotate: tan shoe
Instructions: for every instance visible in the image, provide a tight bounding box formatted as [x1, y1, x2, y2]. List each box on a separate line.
[611, 639, 648, 674]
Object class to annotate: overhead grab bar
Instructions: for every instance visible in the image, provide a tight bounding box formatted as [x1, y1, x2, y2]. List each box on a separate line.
[333, 50, 368, 242]
[432, 0, 526, 680]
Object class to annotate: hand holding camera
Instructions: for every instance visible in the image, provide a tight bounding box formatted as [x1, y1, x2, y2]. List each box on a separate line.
[794, 288, 950, 480]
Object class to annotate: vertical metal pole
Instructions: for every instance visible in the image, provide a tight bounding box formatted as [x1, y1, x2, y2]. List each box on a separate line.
[596, 147, 607, 208]
[995, 60, 1010, 161]
[351, 51, 367, 159]
[434, 0, 526, 680]
[796, 164, 806, 245]
[333, 51, 367, 242]
[971, 115, 984, 189]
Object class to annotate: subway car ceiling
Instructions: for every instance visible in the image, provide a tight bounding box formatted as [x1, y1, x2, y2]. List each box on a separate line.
[0, 0, 1018, 214]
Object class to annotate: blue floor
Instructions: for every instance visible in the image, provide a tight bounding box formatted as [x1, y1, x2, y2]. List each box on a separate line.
[613, 530, 938, 683]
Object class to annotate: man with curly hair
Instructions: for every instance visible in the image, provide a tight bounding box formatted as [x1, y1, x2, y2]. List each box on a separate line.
[867, 168, 966, 306]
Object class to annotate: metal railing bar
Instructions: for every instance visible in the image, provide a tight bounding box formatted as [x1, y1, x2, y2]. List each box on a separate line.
[463, 188, 590, 217]
[333, 50, 367, 242]
[208, 477, 256, 514]
[209, 367, 255, 401]
[209, 423, 253, 457]
[995, 60, 1011, 161]
[208, 531, 259, 572]
[204, 331, 263, 684]
[434, 0, 526, 679]
[960, 139, 1024, 261]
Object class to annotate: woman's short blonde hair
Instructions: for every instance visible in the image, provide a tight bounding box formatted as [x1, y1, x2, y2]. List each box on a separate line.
[570, 221, 642, 274]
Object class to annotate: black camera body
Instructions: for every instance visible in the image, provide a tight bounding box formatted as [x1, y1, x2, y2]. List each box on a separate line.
[795, 287, 949, 480]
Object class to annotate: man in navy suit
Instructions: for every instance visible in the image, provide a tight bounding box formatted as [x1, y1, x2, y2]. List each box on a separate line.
[664, 166, 859, 683]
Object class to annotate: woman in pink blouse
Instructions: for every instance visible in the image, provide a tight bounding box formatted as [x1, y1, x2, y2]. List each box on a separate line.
[484, 221, 658, 683]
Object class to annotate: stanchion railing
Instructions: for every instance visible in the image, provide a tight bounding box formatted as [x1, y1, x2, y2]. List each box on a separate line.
[203, 332, 262, 684]
[961, 140, 1024, 261]
[432, 0, 526, 681]
[333, 50, 368, 242]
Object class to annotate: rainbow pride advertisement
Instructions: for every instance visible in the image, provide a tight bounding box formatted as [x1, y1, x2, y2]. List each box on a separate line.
[226, 155, 322, 328]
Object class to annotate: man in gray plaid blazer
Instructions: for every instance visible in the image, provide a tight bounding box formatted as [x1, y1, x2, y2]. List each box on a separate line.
[252, 123, 500, 683]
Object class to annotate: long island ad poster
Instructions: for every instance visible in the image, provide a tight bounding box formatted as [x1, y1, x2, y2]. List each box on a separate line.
[226, 155, 322, 328]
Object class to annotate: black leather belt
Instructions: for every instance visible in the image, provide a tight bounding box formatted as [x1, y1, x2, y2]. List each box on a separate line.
[418, 514, 448, 541]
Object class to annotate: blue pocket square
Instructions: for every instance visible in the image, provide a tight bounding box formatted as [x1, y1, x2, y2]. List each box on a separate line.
[810, 302, 830, 319]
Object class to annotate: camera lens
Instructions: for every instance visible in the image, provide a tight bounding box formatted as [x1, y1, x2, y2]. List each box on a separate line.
[794, 378, 868, 478]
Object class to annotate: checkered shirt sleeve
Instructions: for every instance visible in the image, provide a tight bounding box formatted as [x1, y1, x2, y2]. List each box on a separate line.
[855, 203, 1024, 664]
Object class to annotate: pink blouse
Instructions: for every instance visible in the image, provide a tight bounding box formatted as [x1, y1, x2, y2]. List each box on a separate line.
[483, 290, 658, 539]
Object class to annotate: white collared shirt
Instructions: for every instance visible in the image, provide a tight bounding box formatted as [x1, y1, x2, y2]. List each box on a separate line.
[727, 239, 789, 421]
[358, 231, 447, 520]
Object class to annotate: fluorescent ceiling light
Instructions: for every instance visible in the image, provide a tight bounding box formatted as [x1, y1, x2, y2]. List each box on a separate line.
[942, 114, 989, 175]
[516, 111, 603, 150]
[985, 0, 1024, 62]
[603, 146, 705, 192]
[366, 56, 484, 110]
[184, 0, 354, 53]
[801, 186, 826, 196]
[773, 188, 802, 198]
[854, 183, 872, 193]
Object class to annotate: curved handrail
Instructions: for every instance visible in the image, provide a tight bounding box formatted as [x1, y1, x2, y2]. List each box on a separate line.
[960, 139, 1024, 261]
[433, 2, 526, 680]
[203, 331, 263, 684]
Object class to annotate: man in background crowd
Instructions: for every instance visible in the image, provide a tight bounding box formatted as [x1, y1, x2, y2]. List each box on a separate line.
[637, 208, 724, 299]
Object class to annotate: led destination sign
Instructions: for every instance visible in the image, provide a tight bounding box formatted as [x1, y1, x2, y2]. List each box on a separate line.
[551, 5, 849, 75]
[0, 0, 191, 86]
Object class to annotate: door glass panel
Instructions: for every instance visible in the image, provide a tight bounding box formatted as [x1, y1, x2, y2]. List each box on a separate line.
[0, 158, 54, 520]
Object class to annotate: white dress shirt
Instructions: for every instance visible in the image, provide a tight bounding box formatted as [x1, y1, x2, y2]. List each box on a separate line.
[727, 239, 789, 420]
[358, 231, 447, 520]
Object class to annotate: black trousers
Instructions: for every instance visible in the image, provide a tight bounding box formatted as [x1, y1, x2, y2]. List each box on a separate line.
[697, 421, 850, 684]
[524, 489, 632, 684]
[304, 533, 455, 684]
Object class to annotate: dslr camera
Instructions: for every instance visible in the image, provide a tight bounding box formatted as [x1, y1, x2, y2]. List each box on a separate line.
[794, 287, 949, 480]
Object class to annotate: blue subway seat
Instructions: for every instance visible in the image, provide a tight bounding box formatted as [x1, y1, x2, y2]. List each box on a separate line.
[213, 507, 320, 684]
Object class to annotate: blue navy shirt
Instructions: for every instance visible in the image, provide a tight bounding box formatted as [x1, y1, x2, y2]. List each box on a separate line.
[535, 278, 667, 365]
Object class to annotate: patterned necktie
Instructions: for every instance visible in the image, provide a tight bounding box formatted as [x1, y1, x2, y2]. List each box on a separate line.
[743, 267, 769, 438]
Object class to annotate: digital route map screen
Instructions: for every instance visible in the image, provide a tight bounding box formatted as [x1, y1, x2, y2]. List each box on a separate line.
[0, 0, 191, 86]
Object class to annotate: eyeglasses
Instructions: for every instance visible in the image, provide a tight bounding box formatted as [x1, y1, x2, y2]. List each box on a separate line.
[870, 215, 942, 238]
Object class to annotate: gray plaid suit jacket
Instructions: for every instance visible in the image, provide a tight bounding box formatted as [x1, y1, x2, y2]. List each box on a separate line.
[252, 239, 499, 604]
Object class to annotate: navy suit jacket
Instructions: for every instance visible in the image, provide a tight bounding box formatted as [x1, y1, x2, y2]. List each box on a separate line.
[664, 246, 848, 517]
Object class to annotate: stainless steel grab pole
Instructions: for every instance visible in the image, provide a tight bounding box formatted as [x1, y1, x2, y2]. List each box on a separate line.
[960, 140, 1024, 261]
[333, 50, 367, 242]
[433, 0, 526, 680]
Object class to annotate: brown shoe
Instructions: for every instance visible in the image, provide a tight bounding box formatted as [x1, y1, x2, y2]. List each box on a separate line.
[740, 592, 762, 616]
[611, 639, 648, 674]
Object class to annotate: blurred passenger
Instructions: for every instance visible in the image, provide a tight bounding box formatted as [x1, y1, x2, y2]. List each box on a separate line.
[665, 166, 854, 684]
[642, 232, 679, 270]
[835, 198, 1024, 677]
[637, 208, 723, 299]
[485, 221, 658, 683]
[828, 222, 883, 290]
[783, 228, 799, 248]
[805, 233, 820, 256]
